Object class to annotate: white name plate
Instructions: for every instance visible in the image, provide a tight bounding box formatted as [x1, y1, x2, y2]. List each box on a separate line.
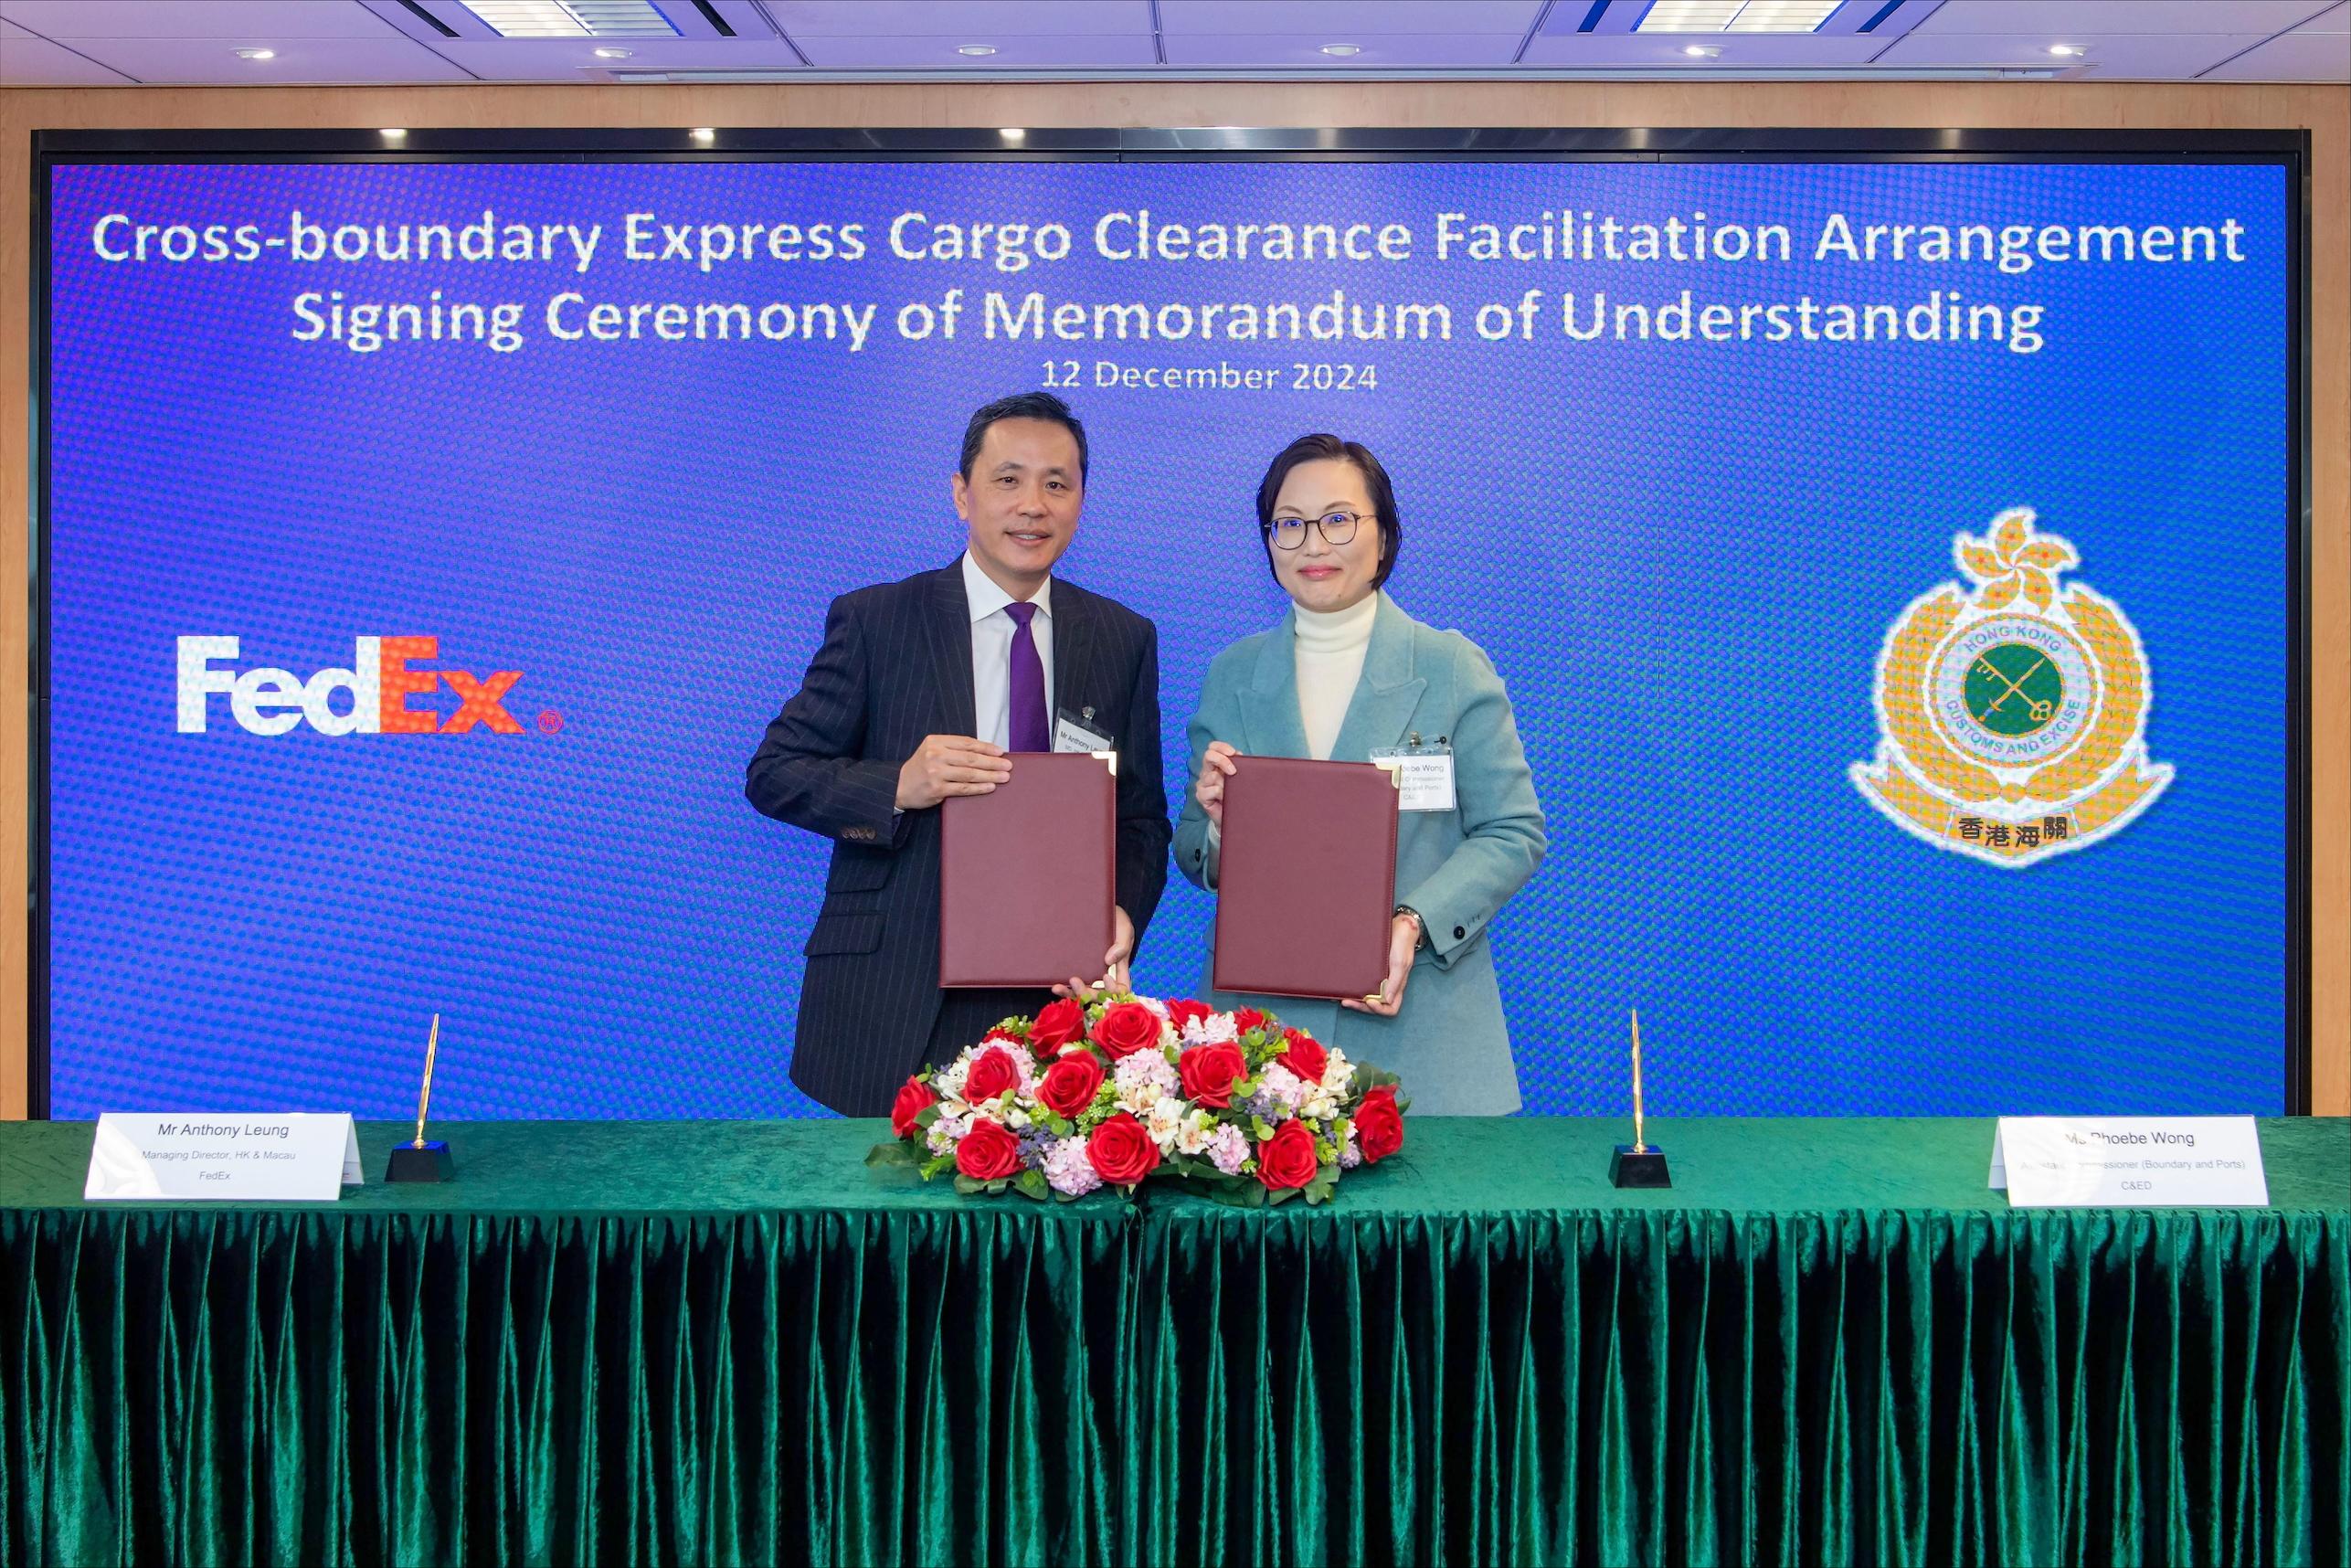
[1989, 1116, 2268, 1208]
[85, 1113, 364, 1202]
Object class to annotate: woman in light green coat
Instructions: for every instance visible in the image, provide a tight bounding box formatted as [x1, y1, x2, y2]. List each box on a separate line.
[1173, 434, 1547, 1115]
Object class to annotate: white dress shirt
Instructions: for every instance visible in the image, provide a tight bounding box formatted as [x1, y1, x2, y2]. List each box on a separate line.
[962, 550, 1055, 749]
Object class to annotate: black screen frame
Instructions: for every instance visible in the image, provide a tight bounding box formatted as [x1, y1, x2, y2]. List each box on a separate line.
[26, 126, 2314, 1118]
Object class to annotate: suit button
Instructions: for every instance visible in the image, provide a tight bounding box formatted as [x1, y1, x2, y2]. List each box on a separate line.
[1454, 925, 1466, 939]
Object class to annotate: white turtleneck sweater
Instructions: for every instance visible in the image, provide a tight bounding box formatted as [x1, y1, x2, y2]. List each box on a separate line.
[1202, 593, 1380, 885]
[1293, 592, 1380, 760]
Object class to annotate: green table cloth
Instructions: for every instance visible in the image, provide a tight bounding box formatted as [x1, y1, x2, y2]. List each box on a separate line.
[2, 1117, 2343, 1567]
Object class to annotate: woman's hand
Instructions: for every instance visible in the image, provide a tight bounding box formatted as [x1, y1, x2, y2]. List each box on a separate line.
[1193, 741, 1241, 826]
[1342, 911, 1421, 1017]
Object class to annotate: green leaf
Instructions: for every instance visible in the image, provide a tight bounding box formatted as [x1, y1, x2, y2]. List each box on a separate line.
[913, 1104, 941, 1128]
[1204, 1181, 1266, 1209]
[1014, 1167, 1050, 1201]
[985, 1177, 1009, 1193]
[865, 1141, 916, 1168]
[1251, 1117, 1273, 1140]
[1266, 1185, 1299, 1206]
[919, 1154, 955, 1180]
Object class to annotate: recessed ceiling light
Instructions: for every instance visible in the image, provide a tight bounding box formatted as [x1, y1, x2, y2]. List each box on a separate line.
[1320, 43, 1362, 57]
[2048, 44, 2086, 58]
[999, 128, 1027, 143]
[592, 46, 632, 58]
[1637, 0, 1838, 33]
[233, 47, 276, 60]
[380, 128, 408, 141]
[956, 44, 997, 57]
[689, 127, 715, 143]
[1683, 45, 1723, 58]
[460, 0, 678, 37]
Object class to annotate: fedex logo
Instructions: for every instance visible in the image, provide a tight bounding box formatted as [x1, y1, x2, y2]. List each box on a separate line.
[176, 636, 526, 736]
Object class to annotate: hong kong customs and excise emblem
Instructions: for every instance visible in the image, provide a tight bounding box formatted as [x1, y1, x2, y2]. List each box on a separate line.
[1850, 508, 2172, 867]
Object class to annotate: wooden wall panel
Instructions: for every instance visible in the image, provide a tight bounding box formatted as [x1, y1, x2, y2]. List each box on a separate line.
[3, 79, 2342, 1117]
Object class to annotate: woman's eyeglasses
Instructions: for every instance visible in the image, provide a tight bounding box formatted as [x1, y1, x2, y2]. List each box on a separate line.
[1265, 511, 1365, 550]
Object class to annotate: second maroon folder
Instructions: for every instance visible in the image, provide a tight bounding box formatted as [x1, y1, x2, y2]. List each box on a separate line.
[1212, 756, 1400, 1001]
[939, 751, 1117, 989]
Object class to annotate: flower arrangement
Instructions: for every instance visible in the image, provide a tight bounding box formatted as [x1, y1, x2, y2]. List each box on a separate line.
[865, 993, 1407, 1205]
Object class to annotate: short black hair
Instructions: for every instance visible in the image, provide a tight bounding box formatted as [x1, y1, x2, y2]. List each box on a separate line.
[1254, 433, 1403, 590]
[958, 391, 1089, 484]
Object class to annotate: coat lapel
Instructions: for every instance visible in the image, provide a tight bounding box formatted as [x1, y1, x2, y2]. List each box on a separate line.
[1237, 607, 1311, 759]
[1050, 579, 1097, 734]
[925, 562, 978, 737]
[1328, 593, 1428, 761]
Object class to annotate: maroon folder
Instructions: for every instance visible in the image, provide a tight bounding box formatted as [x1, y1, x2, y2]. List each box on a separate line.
[1213, 756, 1400, 1001]
[940, 751, 1117, 989]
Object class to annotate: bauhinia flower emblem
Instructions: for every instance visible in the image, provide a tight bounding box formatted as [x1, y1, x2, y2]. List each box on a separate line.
[1956, 510, 2079, 614]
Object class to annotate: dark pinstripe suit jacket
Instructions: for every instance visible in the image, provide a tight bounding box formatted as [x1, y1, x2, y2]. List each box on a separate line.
[745, 561, 1170, 1115]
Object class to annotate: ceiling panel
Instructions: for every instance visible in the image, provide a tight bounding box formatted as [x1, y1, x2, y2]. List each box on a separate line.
[791, 31, 1160, 67]
[2292, 0, 2347, 27]
[2200, 27, 2351, 75]
[62, 33, 474, 82]
[1874, 29, 2281, 73]
[1165, 30, 1526, 65]
[435, 37, 811, 76]
[1158, 0, 1542, 33]
[0, 0, 401, 40]
[1521, 30, 1892, 65]
[763, 0, 1151, 36]
[1909, 0, 2337, 30]
[0, 26, 138, 83]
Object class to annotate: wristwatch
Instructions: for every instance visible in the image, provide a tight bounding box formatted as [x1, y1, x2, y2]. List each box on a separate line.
[1394, 906, 1426, 949]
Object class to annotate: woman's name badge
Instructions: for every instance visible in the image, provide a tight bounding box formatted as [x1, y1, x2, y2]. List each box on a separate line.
[1370, 742, 1456, 812]
[1054, 705, 1115, 758]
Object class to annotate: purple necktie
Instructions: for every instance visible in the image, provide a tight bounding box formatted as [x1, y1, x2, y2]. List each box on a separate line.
[1004, 600, 1049, 752]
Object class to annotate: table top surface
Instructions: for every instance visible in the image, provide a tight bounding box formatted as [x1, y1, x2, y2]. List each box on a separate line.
[3, 1117, 2343, 1218]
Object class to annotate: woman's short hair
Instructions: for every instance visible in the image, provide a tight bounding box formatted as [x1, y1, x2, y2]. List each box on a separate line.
[1254, 433, 1402, 590]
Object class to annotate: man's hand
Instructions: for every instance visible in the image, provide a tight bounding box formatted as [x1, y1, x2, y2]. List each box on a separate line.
[895, 735, 1012, 810]
[1342, 911, 1421, 1018]
[1054, 906, 1136, 1001]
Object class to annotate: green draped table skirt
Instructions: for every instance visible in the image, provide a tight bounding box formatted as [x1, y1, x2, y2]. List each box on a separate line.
[2, 1117, 2343, 1567]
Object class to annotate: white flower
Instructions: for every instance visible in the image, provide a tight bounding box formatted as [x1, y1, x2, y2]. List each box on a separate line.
[1175, 1109, 1219, 1157]
[1120, 1081, 1166, 1115]
[1302, 1091, 1339, 1121]
[1187, 1012, 1239, 1046]
[1206, 1124, 1250, 1175]
[1320, 1048, 1355, 1096]
[1137, 995, 1171, 1020]
[967, 1097, 1009, 1125]
[1143, 1098, 1186, 1150]
[1114, 1047, 1178, 1098]
[931, 1110, 971, 1149]
[926, 1121, 957, 1155]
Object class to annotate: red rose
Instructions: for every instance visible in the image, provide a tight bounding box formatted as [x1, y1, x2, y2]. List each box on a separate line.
[1230, 1007, 1268, 1035]
[890, 1077, 937, 1139]
[955, 1118, 1022, 1181]
[1255, 1118, 1320, 1191]
[1177, 1042, 1249, 1108]
[1029, 998, 1086, 1053]
[1276, 1029, 1329, 1088]
[1037, 1054, 1105, 1120]
[1353, 1086, 1404, 1163]
[962, 1045, 1022, 1104]
[1091, 1001, 1164, 1060]
[1165, 999, 1214, 1033]
[1086, 1112, 1162, 1185]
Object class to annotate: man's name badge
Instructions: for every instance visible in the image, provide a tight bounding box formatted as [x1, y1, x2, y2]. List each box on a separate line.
[1370, 742, 1456, 812]
[85, 1112, 365, 1202]
[1054, 705, 1115, 758]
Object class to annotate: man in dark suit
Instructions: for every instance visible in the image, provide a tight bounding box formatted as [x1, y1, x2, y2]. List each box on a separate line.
[746, 392, 1170, 1116]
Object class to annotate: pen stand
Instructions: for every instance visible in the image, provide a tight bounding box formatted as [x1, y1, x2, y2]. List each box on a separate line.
[386, 1139, 453, 1183]
[1609, 1144, 1671, 1189]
